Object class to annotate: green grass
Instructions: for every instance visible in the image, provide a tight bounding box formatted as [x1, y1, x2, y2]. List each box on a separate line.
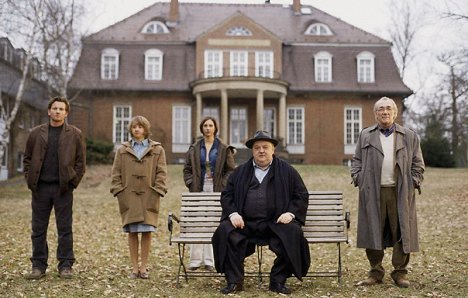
[0, 164, 467, 297]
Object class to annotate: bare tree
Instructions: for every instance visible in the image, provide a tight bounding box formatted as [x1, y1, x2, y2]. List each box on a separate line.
[0, 0, 85, 174]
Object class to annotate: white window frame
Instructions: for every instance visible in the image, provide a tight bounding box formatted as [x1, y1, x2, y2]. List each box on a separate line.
[263, 106, 276, 137]
[287, 107, 305, 154]
[230, 106, 248, 147]
[144, 49, 163, 80]
[172, 106, 192, 153]
[344, 107, 362, 154]
[314, 51, 332, 83]
[101, 48, 119, 80]
[305, 23, 333, 36]
[230, 51, 248, 77]
[204, 50, 223, 78]
[357, 51, 375, 83]
[226, 26, 252, 36]
[112, 105, 132, 146]
[255, 51, 274, 78]
[141, 21, 169, 34]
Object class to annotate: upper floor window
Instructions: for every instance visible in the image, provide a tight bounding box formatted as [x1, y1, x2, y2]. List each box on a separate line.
[314, 51, 332, 82]
[144, 49, 163, 80]
[230, 51, 248, 77]
[141, 21, 169, 34]
[204, 50, 223, 78]
[226, 26, 252, 36]
[305, 23, 333, 36]
[101, 48, 119, 80]
[255, 51, 273, 78]
[357, 51, 375, 83]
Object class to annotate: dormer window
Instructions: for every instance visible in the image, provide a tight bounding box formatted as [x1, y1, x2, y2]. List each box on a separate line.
[141, 21, 169, 34]
[357, 51, 375, 83]
[305, 23, 333, 36]
[226, 26, 252, 36]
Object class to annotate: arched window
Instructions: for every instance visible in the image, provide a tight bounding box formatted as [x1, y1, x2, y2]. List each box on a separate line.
[144, 49, 163, 80]
[305, 23, 333, 36]
[314, 51, 332, 82]
[226, 26, 252, 36]
[141, 21, 169, 34]
[101, 48, 119, 80]
[356, 51, 375, 83]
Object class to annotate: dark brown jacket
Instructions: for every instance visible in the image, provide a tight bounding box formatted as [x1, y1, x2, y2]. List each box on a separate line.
[23, 123, 86, 193]
[183, 137, 236, 192]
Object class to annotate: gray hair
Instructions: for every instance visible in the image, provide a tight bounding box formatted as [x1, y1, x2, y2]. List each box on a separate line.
[374, 96, 398, 120]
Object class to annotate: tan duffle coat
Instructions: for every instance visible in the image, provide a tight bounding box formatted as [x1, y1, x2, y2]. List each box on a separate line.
[110, 140, 168, 227]
[351, 123, 425, 253]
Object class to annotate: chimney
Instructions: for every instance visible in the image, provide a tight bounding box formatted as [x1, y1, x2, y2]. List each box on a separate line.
[292, 0, 301, 15]
[167, 0, 179, 27]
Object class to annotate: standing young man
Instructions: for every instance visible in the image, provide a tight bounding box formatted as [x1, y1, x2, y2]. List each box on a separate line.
[23, 96, 86, 279]
[351, 97, 425, 288]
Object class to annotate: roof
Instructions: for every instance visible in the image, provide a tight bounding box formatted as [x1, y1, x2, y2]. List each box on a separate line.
[86, 2, 389, 45]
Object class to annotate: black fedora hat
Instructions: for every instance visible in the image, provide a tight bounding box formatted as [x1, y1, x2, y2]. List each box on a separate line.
[245, 130, 279, 149]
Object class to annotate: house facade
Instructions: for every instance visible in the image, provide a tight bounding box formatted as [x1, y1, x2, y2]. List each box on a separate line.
[0, 37, 49, 180]
[69, 0, 411, 165]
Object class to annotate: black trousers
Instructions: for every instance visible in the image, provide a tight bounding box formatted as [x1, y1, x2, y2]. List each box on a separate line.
[30, 182, 75, 271]
[223, 220, 293, 284]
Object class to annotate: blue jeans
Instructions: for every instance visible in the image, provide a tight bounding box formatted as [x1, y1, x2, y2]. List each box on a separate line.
[30, 182, 74, 271]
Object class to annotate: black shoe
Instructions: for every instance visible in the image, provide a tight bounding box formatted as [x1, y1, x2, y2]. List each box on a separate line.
[220, 282, 243, 294]
[269, 281, 291, 294]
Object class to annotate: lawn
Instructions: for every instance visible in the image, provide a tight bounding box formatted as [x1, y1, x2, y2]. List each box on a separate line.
[0, 164, 467, 297]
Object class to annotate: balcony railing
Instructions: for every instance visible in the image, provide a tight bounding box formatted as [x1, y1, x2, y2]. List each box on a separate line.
[197, 67, 283, 80]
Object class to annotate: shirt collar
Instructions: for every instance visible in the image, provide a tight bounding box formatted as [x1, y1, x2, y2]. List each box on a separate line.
[131, 139, 148, 146]
[253, 160, 272, 171]
[378, 124, 396, 137]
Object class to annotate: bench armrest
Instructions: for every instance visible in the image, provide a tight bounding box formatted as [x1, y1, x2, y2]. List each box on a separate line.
[167, 212, 180, 246]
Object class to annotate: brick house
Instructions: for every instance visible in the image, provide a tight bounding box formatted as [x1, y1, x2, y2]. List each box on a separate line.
[69, 0, 411, 164]
[0, 37, 49, 180]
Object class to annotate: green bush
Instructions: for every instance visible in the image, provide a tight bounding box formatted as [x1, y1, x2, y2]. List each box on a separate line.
[86, 138, 114, 165]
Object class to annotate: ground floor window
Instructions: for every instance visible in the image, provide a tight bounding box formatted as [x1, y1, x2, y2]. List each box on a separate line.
[263, 107, 276, 137]
[113, 105, 132, 145]
[230, 107, 247, 147]
[344, 107, 361, 154]
[172, 105, 191, 153]
[287, 107, 305, 154]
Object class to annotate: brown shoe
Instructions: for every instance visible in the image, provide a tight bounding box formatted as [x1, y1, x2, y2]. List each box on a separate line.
[355, 276, 382, 286]
[59, 267, 73, 279]
[26, 268, 45, 280]
[393, 277, 410, 288]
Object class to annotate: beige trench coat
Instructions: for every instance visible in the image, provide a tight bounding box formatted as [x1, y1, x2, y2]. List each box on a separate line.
[110, 140, 168, 227]
[351, 123, 425, 253]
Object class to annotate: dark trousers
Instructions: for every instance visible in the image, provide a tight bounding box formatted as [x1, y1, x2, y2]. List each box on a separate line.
[31, 182, 75, 271]
[366, 187, 409, 280]
[224, 221, 293, 284]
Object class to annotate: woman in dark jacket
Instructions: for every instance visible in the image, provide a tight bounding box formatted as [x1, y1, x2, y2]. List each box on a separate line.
[183, 117, 236, 270]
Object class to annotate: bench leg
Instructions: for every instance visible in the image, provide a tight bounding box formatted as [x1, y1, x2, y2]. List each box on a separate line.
[257, 245, 263, 287]
[176, 243, 188, 288]
[337, 243, 342, 284]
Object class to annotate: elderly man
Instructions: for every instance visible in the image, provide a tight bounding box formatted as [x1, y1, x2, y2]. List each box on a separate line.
[351, 97, 425, 288]
[212, 130, 310, 295]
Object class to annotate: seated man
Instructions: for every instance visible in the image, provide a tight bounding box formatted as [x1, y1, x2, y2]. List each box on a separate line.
[212, 130, 310, 295]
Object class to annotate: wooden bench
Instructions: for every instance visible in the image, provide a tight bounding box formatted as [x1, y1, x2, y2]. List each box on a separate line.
[168, 191, 350, 287]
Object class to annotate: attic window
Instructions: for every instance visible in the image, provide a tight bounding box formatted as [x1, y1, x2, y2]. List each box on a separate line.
[142, 21, 169, 34]
[226, 26, 252, 36]
[305, 23, 333, 36]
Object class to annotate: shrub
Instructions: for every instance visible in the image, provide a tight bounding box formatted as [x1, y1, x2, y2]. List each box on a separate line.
[86, 138, 114, 165]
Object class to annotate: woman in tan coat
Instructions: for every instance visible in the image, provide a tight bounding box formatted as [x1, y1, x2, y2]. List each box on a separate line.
[110, 116, 167, 279]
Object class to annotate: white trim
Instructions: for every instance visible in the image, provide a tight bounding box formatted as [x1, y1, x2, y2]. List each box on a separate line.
[357, 51, 375, 83]
[204, 50, 223, 78]
[112, 105, 132, 145]
[263, 106, 276, 137]
[286, 106, 305, 154]
[314, 51, 332, 82]
[141, 21, 169, 34]
[343, 106, 362, 154]
[230, 106, 248, 147]
[255, 51, 274, 78]
[230, 51, 248, 77]
[305, 23, 333, 36]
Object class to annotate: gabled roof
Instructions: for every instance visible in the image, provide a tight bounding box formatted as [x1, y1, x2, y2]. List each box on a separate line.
[86, 2, 389, 45]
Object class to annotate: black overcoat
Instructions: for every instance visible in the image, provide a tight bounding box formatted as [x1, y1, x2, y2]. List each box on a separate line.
[212, 156, 310, 279]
